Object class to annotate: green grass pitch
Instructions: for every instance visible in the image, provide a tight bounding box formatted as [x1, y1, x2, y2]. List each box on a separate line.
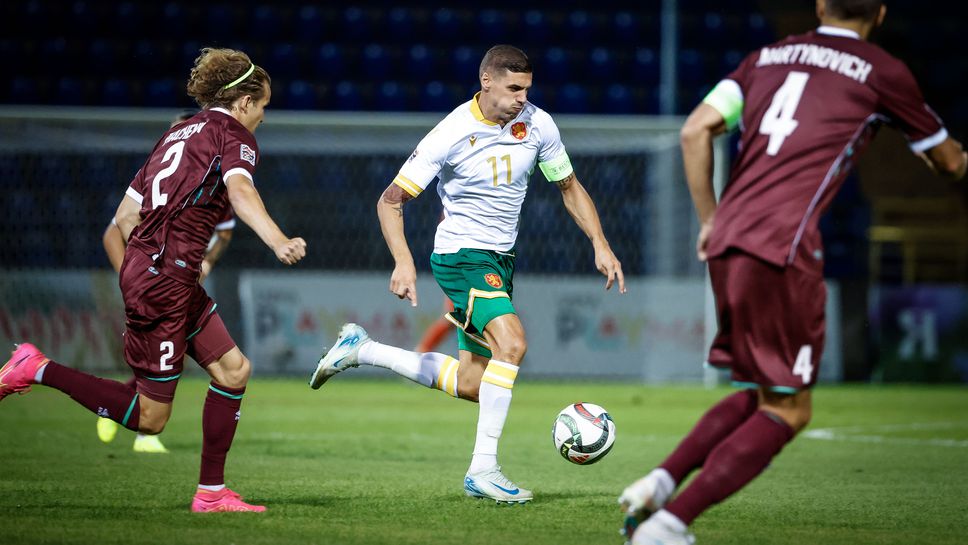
[1, 378, 966, 544]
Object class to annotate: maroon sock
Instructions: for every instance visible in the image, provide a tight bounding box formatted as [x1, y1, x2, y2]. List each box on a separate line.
[41, 362, 140, 431]
[199, 382, 245, 486]
[665, 411, 795, 525]
[659, 389, 758, 483]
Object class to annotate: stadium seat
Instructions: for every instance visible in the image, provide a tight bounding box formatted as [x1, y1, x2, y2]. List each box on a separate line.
[101, 79, 133, 106]
[114, 1, 144, 36]
[451, 46, 479, 80]
[542, 47, 568, 86]
[477, 9, 507, 43]
[631, 48, 659, 85]
[341, 6, 369, 42]
[270, 44, 299, 78]
[431, 8, 460, 41]
[9, 77, 38, 104]
[333, 81, 363, 111]
[376, 81, 408, 111]
[611, 11, 640, 45]
[55, 77, 85, 106]
[362, 44, 390, 81]
[523, 10, 549, 44]
[588, 47, 613, 80]
[678, 49, 704, 85]
[417, 81, 446, 112]
[285, 80, 316, 110]
[145, 79, 177, 107]
[603, 84, 632, 114]
[295, 5, 322, 42]
[205, 4, 236, 41]
[409, 44, 435, 80]
[314, 43, 344, 76]
[557, 84, 589, 113]
[250, 4, 281, 41]
[566, 10, 593, 42]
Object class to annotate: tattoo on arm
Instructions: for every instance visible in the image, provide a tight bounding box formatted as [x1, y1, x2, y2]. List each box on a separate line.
[555, 172, 576, 190]
[381, 184, 414, 217]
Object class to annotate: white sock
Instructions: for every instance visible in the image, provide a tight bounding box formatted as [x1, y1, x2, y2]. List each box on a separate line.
[654, 509, 688, 533]
[197, 483, 225, 492]
[358, 341, 449, 389]
[469, 360, 519, 474]
[34, 365, 46, 383]
[650, 468, 677, 505]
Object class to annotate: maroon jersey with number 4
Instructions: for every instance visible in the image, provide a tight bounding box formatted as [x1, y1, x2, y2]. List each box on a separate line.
[706, 26, 947, 272]
[124, 108, 257, 285]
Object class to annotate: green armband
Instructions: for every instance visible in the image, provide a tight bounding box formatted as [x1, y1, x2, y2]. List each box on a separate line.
[703, 80, 744, 131]
[538, 153, 574, 182]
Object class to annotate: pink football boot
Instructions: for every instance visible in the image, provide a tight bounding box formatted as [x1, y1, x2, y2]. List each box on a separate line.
[191, 488, 266, 513]
[0, 343, 50, 401]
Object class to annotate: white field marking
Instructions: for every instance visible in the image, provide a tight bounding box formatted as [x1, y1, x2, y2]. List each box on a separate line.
[803, 422, 968, 448]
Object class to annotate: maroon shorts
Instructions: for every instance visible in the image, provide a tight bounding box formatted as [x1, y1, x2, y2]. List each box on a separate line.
[706, 250, 825, 393]
[120, 251, 236, 403]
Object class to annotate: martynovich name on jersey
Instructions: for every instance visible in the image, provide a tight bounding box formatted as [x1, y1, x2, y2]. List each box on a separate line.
[756, 44, 872, 84]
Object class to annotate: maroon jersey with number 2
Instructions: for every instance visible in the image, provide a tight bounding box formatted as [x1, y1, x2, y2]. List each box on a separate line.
[702, 26, 948, 390]
[119, 108, 256, 402]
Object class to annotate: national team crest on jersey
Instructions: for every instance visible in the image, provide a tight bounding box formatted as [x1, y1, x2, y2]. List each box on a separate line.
[484, 273, 503, 288]
[240, 144, 256, 166]
[511, 122, 527, 140]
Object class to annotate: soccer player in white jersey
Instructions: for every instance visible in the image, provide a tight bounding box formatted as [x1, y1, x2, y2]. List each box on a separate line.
[310, 45, 625, 504]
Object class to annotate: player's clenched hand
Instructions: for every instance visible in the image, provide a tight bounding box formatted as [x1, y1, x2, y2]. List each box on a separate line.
[595, 246, 626, 293]
[696, 220, 714, 262]
[274, 237, 307, 265]
[390, 262, 418, 307]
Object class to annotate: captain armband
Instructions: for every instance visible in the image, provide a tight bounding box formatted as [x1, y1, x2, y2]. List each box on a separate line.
[538, 153, 574, 182]
[702, 79, 744, 131]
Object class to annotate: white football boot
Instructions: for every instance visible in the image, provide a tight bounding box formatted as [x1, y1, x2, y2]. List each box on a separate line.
[463, 465, 533, 504]
[631, 511, 696, 545]
[309, 323, 370, 389]
[619, 469, 676, 541]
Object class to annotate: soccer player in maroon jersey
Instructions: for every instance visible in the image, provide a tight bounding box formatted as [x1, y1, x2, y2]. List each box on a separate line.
[619, 1, 967, 543]
[0, 48, 307, 513]
[96, 111, 237, 454]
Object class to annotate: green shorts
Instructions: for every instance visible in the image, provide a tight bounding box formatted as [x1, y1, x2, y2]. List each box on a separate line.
[430, 248, 516, 358]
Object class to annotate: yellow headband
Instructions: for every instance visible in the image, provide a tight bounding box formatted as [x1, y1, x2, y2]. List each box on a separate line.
[223, 63, 255, 90]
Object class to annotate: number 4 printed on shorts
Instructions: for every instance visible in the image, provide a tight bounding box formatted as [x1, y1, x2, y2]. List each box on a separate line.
[793, 345, 813, 384]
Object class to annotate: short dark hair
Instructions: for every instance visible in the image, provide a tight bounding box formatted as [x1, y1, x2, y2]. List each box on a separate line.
[825, 0, 883, 20]
[479, 45, 532, 78]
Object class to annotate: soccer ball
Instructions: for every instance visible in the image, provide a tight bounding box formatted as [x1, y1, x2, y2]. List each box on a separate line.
[552, 402, 616, 465]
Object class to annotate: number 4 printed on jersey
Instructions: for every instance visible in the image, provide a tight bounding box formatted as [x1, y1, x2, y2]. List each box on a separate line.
[759, 71, 810, 156]
[792, 344, 813, 384]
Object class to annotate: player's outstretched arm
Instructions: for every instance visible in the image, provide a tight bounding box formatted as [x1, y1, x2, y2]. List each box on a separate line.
[917, 137, 968, 180]
[680, 102, 728, 261]
[555, 173, 626, 293]
[102, 221, 126, 273]
[226, 174, 306, 265]
[376, 183, 418, 306]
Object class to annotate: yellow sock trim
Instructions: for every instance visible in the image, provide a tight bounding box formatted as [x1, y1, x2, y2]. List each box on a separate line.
[481, 359, 518, 389]
[435, 356, 460, 397]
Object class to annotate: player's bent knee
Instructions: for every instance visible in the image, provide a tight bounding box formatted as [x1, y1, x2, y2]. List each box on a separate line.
[207, 348, 251, 389]
[222, 355, 251, 388]
[492, 335, 527, 364]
